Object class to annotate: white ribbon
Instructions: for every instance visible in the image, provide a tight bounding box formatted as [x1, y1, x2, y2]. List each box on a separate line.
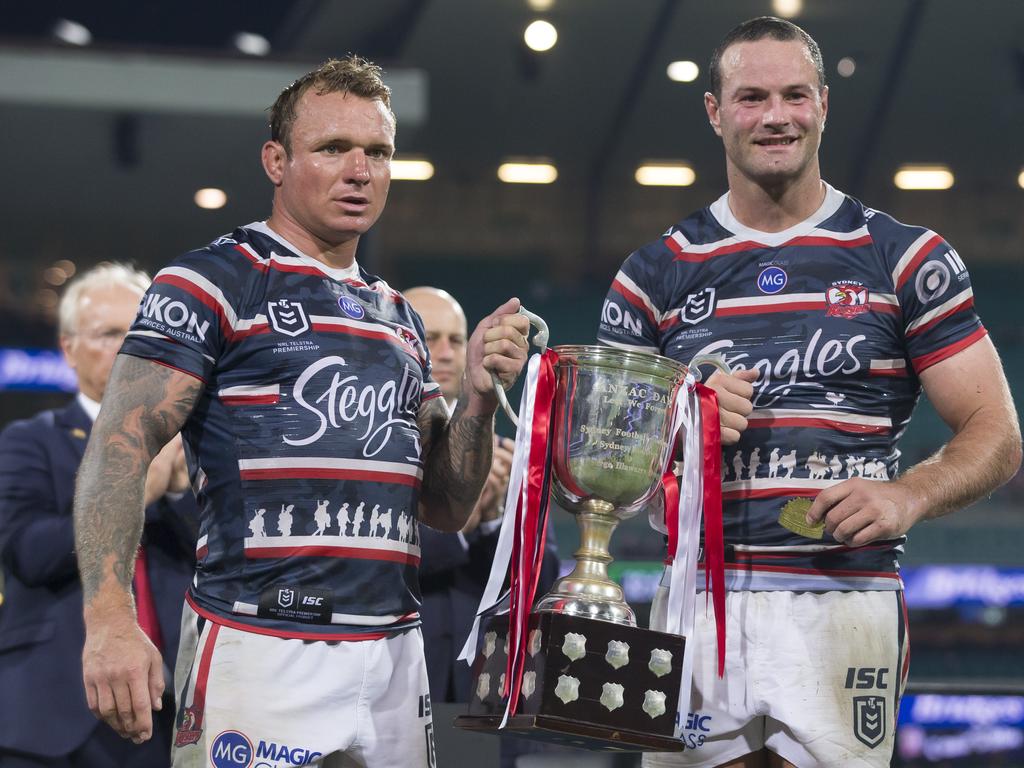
[656, 375, 705, 739]
[458, 353, 541, 674]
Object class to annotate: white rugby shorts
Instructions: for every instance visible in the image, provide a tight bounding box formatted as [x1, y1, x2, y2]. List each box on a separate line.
[645, 577, 908, 768]
[171, 602, 436, 768]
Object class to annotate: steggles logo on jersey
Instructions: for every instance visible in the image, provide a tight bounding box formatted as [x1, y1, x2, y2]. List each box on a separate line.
[914, 261, 951, 305]
[286, 356, 423, 456]
[825, 281, 869, 319]
[681, 287, 716, 325]
[268, 299, 310, 337]
[694, 329, 866, 408]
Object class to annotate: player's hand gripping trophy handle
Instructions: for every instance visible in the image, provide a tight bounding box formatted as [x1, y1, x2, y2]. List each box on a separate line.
[490, 307, 549, 427]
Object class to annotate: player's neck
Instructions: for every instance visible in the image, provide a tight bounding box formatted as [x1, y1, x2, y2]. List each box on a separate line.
[725, 171, 825, 233]
[265, 212, 359, 270]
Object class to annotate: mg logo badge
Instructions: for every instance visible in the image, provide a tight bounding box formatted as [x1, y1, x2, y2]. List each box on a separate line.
[268, 299, 310, 337]
[277, 588, 295, 608]
[853, 695, 886, 748]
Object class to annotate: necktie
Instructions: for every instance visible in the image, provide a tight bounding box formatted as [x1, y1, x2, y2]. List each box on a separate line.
[134, 546, 164, 650]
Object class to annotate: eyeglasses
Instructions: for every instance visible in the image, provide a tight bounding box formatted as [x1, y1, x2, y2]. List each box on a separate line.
[73, 328, 129, 347]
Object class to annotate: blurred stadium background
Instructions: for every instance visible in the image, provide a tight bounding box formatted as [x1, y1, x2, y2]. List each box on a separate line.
[1, 1, 1022, 764]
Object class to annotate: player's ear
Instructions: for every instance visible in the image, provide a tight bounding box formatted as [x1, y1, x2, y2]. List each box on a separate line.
[705, 92, 723, 137]
[262, 141, 286, 186]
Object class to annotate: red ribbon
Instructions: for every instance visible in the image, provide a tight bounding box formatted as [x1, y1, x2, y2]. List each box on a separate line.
[505, 349, 558, 714]
[695, 382, 725, 677]
[661, 469, 680, 564]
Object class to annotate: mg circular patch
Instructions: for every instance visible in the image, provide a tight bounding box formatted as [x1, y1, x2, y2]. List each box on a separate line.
[338, 295, 366, 320]
[757, 265, 788, 294]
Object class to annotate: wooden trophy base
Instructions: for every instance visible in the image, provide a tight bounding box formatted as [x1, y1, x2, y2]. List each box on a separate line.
[455, 611, 685, 753]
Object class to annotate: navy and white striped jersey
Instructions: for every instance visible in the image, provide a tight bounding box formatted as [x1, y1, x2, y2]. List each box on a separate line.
[598, 184, 985, 591]
[121, 222, 443, 639]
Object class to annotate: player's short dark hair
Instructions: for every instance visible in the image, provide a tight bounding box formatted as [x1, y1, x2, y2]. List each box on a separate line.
[708, 16, 825, 99]
[269, 55, 393, 155]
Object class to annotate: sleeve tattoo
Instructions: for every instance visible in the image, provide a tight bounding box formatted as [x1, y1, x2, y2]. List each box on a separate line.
[417, 397, 494, 531]
[74, 355, 203, 601]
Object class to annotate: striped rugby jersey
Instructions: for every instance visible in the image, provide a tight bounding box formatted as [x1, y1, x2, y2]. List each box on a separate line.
[598, 184, 985, 591]
[121, 222, 443, 639]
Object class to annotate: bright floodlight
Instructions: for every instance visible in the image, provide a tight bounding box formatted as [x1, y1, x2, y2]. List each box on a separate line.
[498, 162, 558, 184]
[635, 163, 696, 187]
[772, 0, 803, 18]
[53, 19, 92, 46]
[194, 188, 228, 209]
[666, 61, 700, 83]
[524, 20, 558, 52]
[391, 160, 435, 181]
[893, 166, 954, 190]
[233, 32, 271, 57]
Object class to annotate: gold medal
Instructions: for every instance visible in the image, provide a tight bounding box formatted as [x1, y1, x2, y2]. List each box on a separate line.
[778, 497, 824, 540]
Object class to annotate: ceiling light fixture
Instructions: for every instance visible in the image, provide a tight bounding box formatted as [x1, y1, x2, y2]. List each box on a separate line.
[498, 162, 558, 184]
[771, 0, 803, 18]
[53, 19, 92, 46]
[524, 20, 558, 52]
[194, 188, 228, 209]
[837, 57, 856, 78]
[233, 32, 271, 57]
[526, 0, 555, 9]
[1018, 169, 1024, 190]
[391, 159, 435, 181]
[893, 165, 954, 190]
[635, 163, 696, 187]
[666, 61, 700, 83]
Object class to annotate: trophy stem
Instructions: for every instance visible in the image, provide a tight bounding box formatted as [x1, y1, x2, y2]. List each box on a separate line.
[534, 499, 636, 626]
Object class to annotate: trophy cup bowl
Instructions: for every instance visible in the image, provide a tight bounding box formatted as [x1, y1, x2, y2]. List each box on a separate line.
[533, 345, 689, 626]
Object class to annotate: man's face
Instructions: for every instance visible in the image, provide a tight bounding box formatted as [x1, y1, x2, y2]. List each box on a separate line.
[60, 284, 143, 402]
[706, 38, 828, 187]
[266, 90, 396, 247]
[407, 292, 467, 402]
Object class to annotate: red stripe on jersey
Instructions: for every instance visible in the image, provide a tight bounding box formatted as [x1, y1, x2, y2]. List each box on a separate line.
[231, 324, 270, 340]
[233, 244, 269, 272]
[906, 297, 975, 339]
[746, 416, 890, 434]
[611, 279, 657, 324]
[221, 395, 280, 406]
[716, 301, 824, 316]
[153, 274, 233, 339]
[144, 358, 208, 385]
[911, 326, 987, 373]
[723, 487, 823, 501]
[658, 313, 681, 332]
[185, 593, 396, 641]
[244, 545, 420, 566]
[673, 233, 872, 263]
[196, 545, 209, 560]
[421, 389, 444, 402]
[310, 322, 421, 361]
[870, 301, 900, 315]
[869, 367, 909, 378]
[729, 542, 897, 560]
[895, 234, 944, 291]
[240, 468, 421, 486]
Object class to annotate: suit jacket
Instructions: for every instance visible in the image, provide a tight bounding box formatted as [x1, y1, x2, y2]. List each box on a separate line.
[418, 522, 559, 703]
[0, 400, 197, 757]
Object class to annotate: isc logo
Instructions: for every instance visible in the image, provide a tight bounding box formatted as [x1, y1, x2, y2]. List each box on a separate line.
[301, 596, 324, 606]
[757, 266, 788, 294]
[845, 667, 890, 690]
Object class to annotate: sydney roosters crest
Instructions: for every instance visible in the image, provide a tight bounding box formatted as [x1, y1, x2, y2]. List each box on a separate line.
[826, 281, 869, 319]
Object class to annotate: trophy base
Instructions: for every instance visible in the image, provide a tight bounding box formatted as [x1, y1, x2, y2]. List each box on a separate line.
[456, 611, 685, 752]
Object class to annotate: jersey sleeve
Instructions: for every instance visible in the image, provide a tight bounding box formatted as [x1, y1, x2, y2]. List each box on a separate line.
[888, 228, 987, 374]
[120, 247, 242, 382]
[597, 241, 673, 352]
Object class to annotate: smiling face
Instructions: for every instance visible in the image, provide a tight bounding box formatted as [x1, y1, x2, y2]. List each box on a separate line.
[706, 38, 828, 190]
[262, 89, 396, 261]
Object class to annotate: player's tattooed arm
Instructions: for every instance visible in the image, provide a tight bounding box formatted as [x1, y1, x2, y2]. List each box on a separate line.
[417, 396, 494, 532]
[74, 355, 204, 605]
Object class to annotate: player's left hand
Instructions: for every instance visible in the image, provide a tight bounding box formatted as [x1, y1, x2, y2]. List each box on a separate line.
[807, 478, 923, 546]
[465, 298, 530, 408]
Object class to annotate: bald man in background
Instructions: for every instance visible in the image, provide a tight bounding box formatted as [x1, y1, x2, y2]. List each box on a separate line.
[405, 286, 517, 702]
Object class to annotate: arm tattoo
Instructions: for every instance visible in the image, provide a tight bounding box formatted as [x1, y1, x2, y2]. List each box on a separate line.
[418, 398, 493, 531]
[74, 355, 203, 602]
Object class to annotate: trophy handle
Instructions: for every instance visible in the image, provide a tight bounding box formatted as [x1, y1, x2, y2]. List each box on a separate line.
[491, 306, 550, 428]
[686, 353, 732, 382]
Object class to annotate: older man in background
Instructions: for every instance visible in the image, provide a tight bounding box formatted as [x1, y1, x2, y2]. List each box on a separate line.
[0, 263, 196, 767]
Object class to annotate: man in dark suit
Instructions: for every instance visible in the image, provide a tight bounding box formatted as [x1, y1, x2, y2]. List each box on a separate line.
[0, 263, 196, 767]
[405, 287, 560, 705]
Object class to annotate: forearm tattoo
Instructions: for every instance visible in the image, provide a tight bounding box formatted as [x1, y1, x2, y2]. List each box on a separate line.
[418, 398, 493, 528]
[74, 355, 201, 601]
